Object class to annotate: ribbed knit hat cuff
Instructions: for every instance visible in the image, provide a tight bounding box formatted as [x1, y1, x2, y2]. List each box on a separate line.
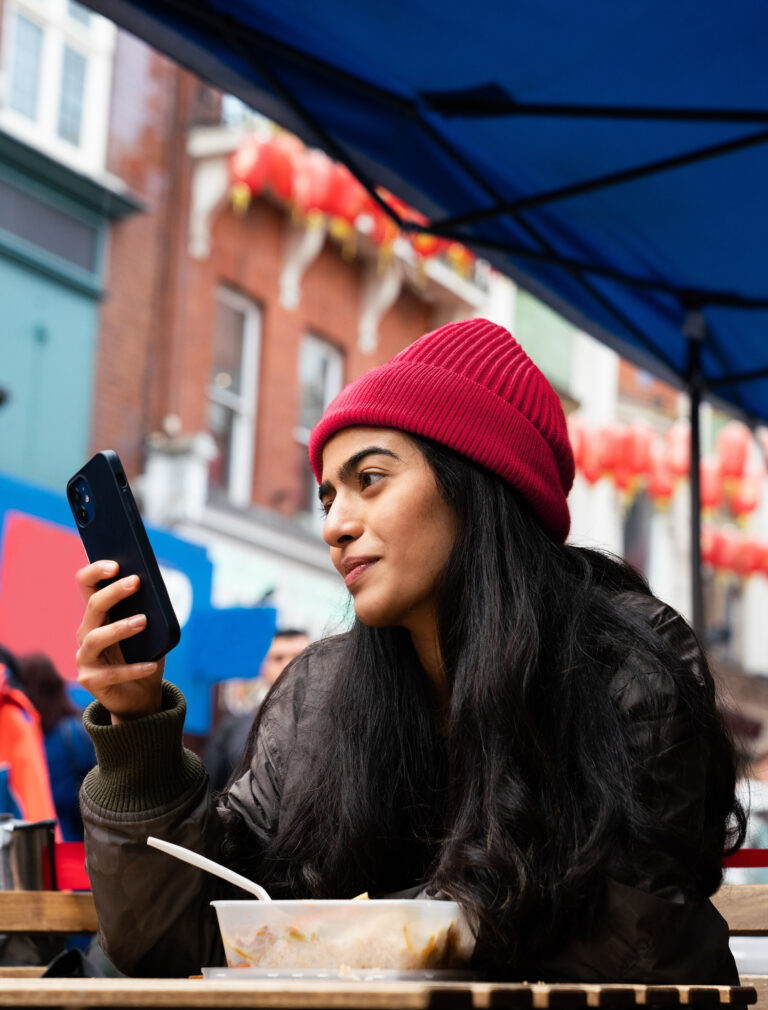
[309, 359, 570, 542]
[82, 681, 203, 814]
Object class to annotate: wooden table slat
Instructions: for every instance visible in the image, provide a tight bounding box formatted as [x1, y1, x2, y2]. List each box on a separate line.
[711, 886, 768, 936]
[0, 980, 756, 1010]
[0, 890, 97, 933]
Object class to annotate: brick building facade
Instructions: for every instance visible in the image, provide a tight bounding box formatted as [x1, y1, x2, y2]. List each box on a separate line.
[81, 36, 493, 635]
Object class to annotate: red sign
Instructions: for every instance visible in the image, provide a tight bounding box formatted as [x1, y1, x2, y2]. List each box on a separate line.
[0, 512, 87, 682]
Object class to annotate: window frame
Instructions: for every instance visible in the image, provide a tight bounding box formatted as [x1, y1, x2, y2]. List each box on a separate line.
[294, 332, 344, 528]
[0, 0, 115, 175]
[294, 332, 344, 447]
[206, 286, 261, 508]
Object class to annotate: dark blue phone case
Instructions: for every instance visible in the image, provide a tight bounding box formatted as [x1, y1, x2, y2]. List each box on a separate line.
[66, 450, 180, 663]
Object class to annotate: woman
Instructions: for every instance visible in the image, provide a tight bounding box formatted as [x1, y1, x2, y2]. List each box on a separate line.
[17, 653, 95, 841]
[76, 318, 744, 981]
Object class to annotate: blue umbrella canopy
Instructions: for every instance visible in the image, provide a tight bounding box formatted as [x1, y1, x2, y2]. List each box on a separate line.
[87, 0, 768, 423]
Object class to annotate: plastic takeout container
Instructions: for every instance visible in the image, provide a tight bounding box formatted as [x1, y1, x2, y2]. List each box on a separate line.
[211, 899, 475, 971]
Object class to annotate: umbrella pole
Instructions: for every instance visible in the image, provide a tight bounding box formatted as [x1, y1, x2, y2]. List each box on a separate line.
[685, 316, 705, 642]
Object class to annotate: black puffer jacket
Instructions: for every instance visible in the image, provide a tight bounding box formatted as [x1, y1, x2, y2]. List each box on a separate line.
[80, 592, 737, 981]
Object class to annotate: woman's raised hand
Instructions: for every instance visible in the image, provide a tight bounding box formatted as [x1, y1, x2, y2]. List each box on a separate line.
[76, 560, 165, 724]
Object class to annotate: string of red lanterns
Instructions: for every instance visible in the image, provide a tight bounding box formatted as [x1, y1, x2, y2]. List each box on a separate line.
[228, 130, 475, 273]
[701, 527, 768, 580]
[568, 416, 768, 579]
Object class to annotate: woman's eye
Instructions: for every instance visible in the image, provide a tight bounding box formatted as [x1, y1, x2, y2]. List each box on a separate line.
[359, 471, 384, 490]
[319, 499, 333, 517]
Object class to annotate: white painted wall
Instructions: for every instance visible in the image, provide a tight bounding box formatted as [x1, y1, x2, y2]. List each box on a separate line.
[566, 331, 622, 556]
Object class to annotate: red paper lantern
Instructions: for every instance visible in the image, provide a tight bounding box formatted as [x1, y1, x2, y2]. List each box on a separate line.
[700, 456, 722, 511]
[707, 527, 739, 572]
[327, 164, 368, 225]
[701, 526, 716, 566]
[663, 421, 690, 478]
[229, 136, 270, 196]
[646, 450, 674, 503]
[729, 470, 761, 519]
[292, 149, 336, 217]
[716, 421, 751, 480]
[567, 416, 587, 471]
[734, 537, 763, 577]
[612, 462, 634, 493]
[267, 132, 304, 201]
[367, 203, 399, 248]
[580, 427, 603, 485]
[622, 423, 655, 477]
[596, 423, 622, 474]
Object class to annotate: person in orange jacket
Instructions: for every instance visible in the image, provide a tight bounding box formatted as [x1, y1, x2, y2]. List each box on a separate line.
[0, 660, 58, 825]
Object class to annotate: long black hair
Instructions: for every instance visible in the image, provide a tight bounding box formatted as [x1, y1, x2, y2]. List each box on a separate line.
[226, 435, 745, 974]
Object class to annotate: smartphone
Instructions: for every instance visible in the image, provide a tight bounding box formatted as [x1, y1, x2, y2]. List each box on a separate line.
[66, 450, 181, 663]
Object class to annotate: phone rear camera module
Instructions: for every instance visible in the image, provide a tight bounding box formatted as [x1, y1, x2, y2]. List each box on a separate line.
[69, 477, 94, 527]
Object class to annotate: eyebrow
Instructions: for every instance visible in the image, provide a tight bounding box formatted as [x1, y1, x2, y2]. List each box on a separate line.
[318, 446, 401, 503]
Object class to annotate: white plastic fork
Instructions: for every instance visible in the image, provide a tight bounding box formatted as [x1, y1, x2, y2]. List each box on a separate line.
[147, 835, 271, 901]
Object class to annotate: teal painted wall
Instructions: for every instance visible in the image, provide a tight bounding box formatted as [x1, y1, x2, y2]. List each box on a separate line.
[0, 254, 98, 489]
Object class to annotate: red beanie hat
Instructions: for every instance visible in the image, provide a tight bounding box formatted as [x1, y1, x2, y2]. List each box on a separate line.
[308, 318, 574, 542]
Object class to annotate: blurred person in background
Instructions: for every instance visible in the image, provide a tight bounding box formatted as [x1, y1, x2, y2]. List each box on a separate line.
[203, 630, 310, 792]
[0, 642, 22, 690]
[18, 653, 95, 841]
[0, 646, 57, 824]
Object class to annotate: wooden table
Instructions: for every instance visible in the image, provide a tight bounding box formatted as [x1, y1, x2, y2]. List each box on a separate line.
[0, 979, 756, 1010]
[0, 890, 97, 933]
[0, 890, 98, 979]
[712, 887, 768, 936]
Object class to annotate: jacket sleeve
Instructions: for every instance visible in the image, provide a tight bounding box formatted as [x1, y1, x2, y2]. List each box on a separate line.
[539, 597, 737, 984]
[80, 679, 290, 977]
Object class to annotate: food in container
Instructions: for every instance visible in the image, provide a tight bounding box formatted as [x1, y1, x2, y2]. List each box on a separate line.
[211, 899, 475, 971]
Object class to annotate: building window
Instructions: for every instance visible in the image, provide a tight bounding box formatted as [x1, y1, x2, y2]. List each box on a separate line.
[57, 44, 86, 145]
[8, 13, 42, 120]
[295, 334, 343, 527]
[0, 0, 114, 174]
[207, 288, 260, 507]
[0, 176, 100, 272]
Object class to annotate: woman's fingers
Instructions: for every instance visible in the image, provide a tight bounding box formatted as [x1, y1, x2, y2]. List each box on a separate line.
[78, 659, 157, 694]
[77, 612, 147, 663]
[75, 559, 166, 721]
[76, 560, 119, 603]
[76, 573, 141, 646]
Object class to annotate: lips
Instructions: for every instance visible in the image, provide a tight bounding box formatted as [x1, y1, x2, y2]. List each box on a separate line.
[341, 556, 378, 588]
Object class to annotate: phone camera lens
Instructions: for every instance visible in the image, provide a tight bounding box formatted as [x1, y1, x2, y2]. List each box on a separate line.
[72, 488, 82, 505]
[77, 506, 88, 525]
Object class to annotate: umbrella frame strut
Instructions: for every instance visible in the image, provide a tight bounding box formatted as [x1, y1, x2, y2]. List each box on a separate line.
[685, 313, 705, 643]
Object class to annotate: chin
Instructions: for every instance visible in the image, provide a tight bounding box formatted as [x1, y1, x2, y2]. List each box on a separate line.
[353, 611, 394, 628]
[352, 601, 401, 629]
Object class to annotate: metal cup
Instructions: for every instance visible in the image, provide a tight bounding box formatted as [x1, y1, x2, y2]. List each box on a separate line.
[0, 816, 57, 890]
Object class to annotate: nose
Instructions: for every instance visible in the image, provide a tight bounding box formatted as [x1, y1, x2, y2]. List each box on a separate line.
[322, 493, 363, 548]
